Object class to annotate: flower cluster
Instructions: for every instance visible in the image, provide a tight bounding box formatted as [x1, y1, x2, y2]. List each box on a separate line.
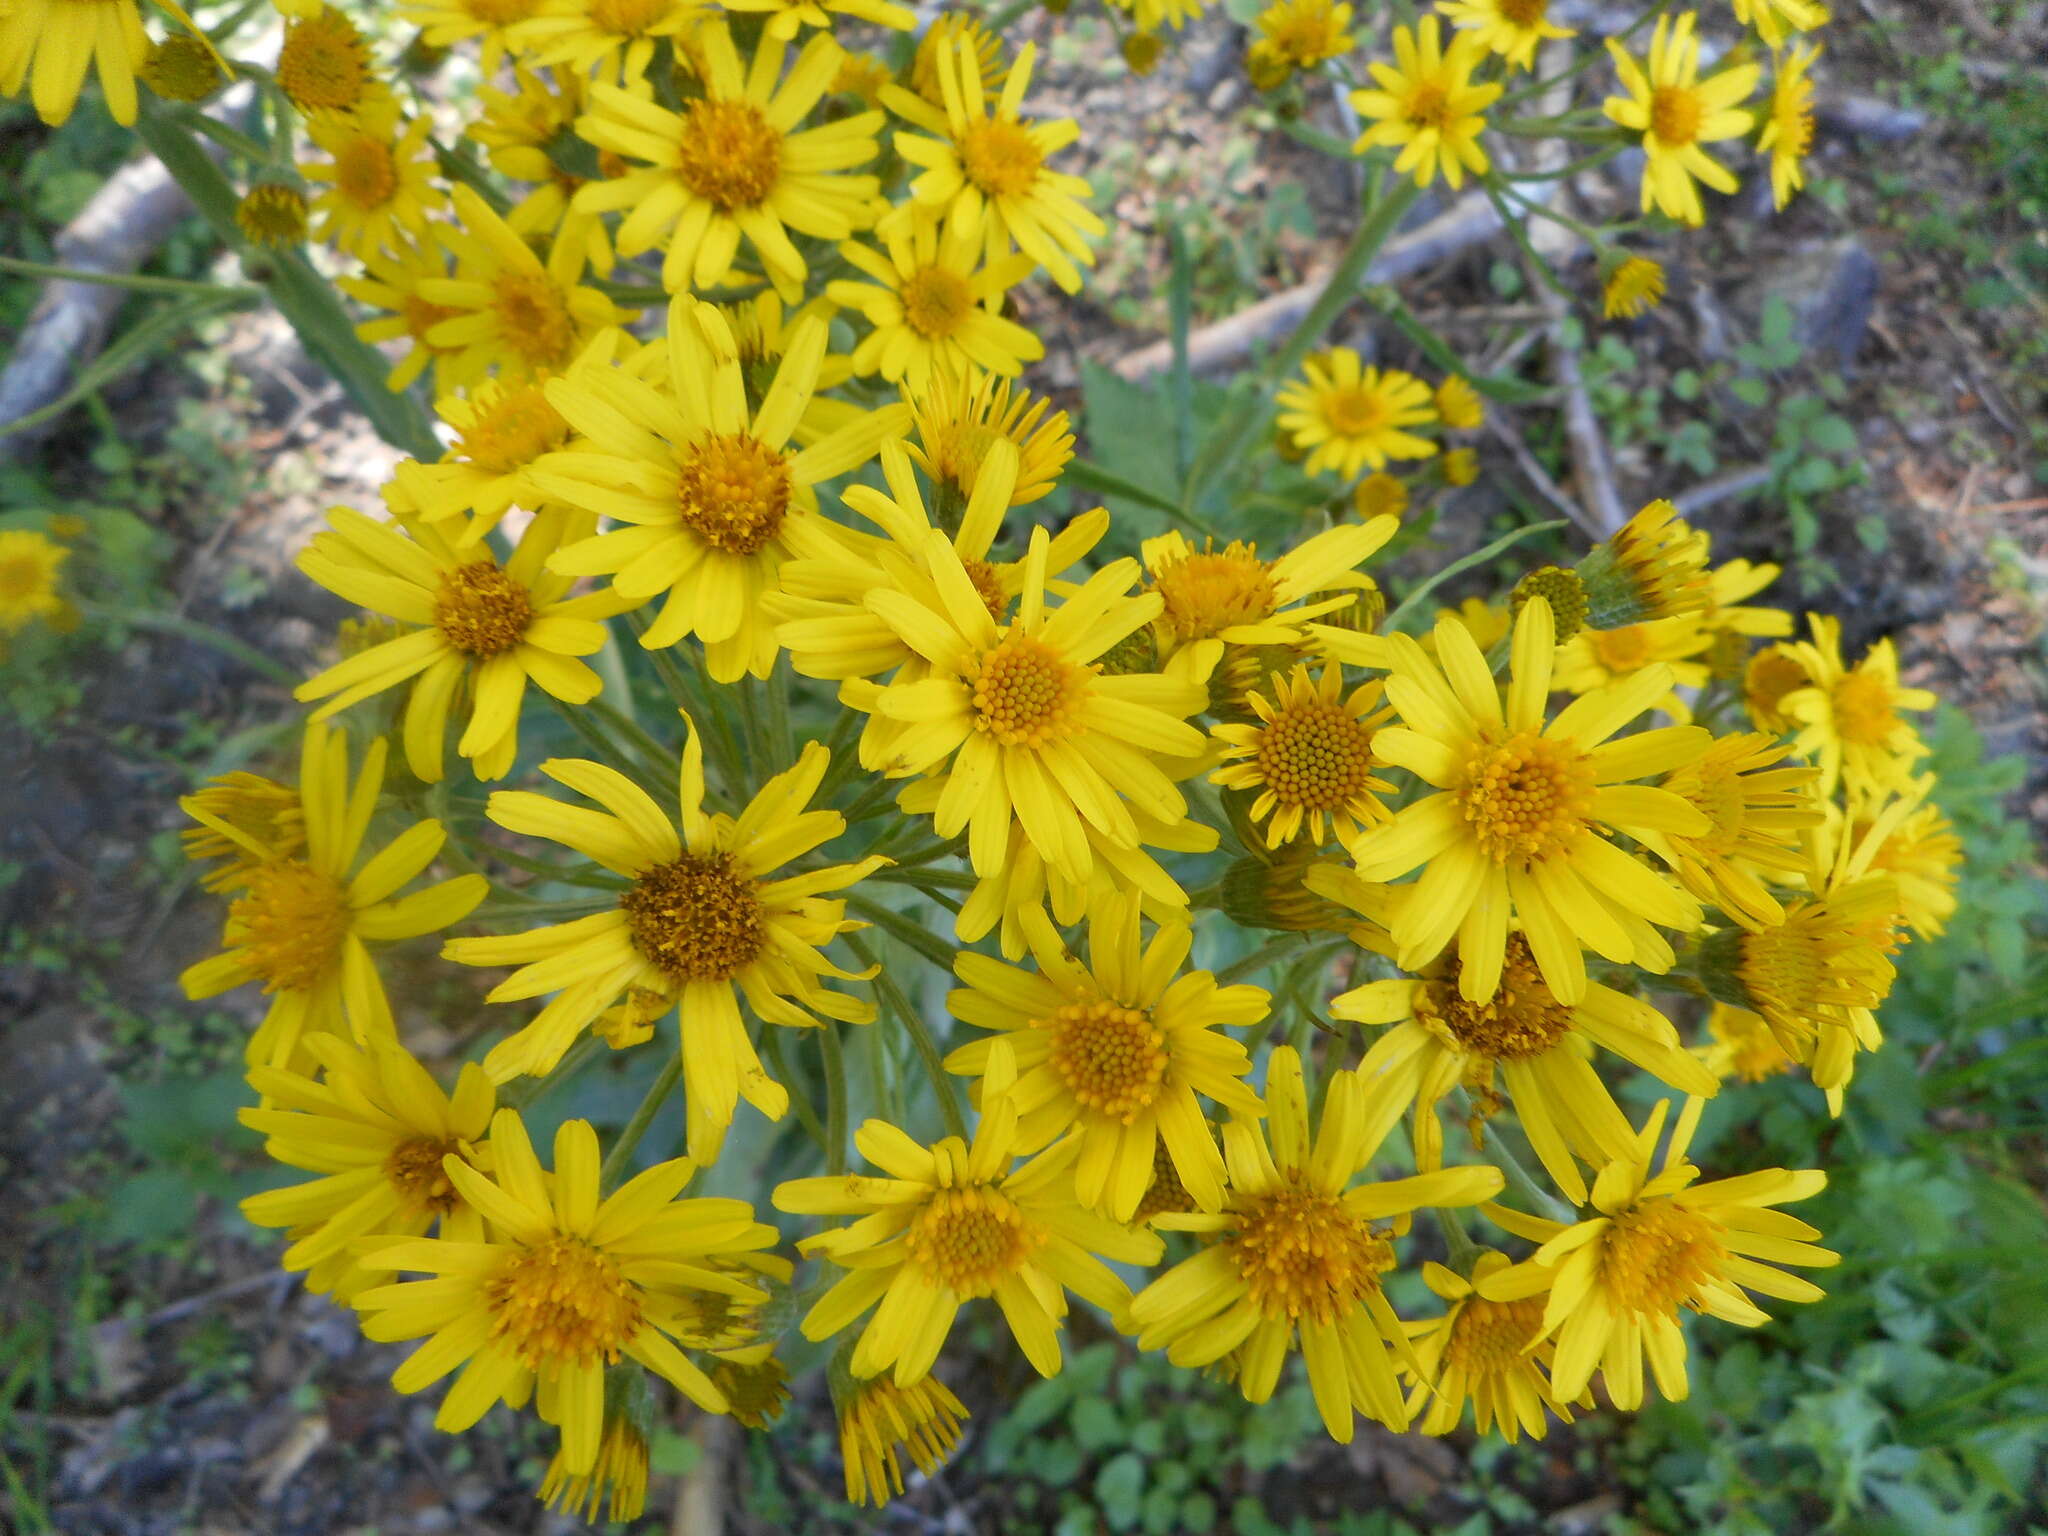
[6, 0, 1949, 1518]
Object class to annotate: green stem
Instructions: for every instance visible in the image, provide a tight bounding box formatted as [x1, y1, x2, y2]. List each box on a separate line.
[499, 1035, 602, 1110]
[83, 604, 299, 688]
[1215, 933, 1319, 986]
[847, 932, 968, 1142]
[759, 1026, 831, 1161]
[820, 1021, 849, 1176]
[600, 1048, 684, 1189]
[545, 690, 669, 803]
[846, 894, 958, 975]
[1486, 1123, 1576, 1224]
[0, 255, 260, 298]
[1434, 1205, 1483, 1274]
[1268, 172, 1423, 385]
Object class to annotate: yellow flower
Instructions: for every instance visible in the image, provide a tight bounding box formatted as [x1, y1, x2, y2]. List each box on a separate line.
[1246, 38, 1293, 90]
[850, 524, 1209, 888]
[303, 108, 446, 261]
[908, 12, 1004, 106]
[1781, 613, 1935, 798]
[0, 529, 74, 634]
[573, 25, 883, 299]
[1254, 0, 1354, 70]
[1742, 640, 1814, 733]
[338, 237, 466, 395]
[1345, 598, 1710, 1005]
[179, 721, 488, 1072]
[777, 1044, 1165, 1384]
[1645, 732, 1819, 925]
[399, 0, 544, 74]
[1700, 553, 1793, 640]
[1353, 472, 1409, 520]
[507, 0, 696, 82]
[1485, 1097, 1837, 1410]
[351, 1111, 782, 1473]
[138, 31, 221, 103]
[468, 66, 618, 279]
[275, 5, 391, 120]
[1435, 0, 1573, 72]
[721, 0, 914, 42]
[531, 298, 903, 678]
[943, 894, 1267, 1220]
[1405, 1252, 1584, 1441]
[1698, 1000, 1794, 1082]
[1579, 498, 1712, 625]
[180, 772, 305, 892]
[1853, 792, 1960, 939]
[1603, 13, 1760, 226]
[1554, 617, 1713, 722]
[1334, 933, 1719, 1204]
[391, 376, 576, 540]
[713, 1352, 792, 1429]
[237, 182, 309, 246]
[908, 366, 1074, 507]
[443, 724, 882, 1157]
[834, 47, 892, 105]
[829, 216, 1043, 390]
[1440, 446, 1481, 486]
[1277, 350, 1439, 478]
[293, 507, 625, 783]
[238, 1036, 494, 1302]
[1602, 255, 1666, 319]
[835, 1369, 968, 1506]
[1126, 1047, 1503, 1442]
[884, 38, 1106, 293]
[538, 1407, 648, 1524]
[1141, 520, 1397, 659]
[1730, 0, 1828, 49]
[1434, 374, 1486, 430]
[423, 186, 623, 388]
[1212, 664, 1396, 849]
[1350, 17, 1503, 190]
[1758, 42, 1820, 210]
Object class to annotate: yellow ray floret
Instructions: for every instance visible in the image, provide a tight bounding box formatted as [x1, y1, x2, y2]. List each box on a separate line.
[1603, 12, 1760, 226]
[1350, 16, 1503, 189]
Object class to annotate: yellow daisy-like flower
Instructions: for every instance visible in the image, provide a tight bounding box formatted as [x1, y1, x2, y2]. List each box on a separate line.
[1731, 0, 1828, 49]
[1742, 640, 1814, 734]
[444, 724, 882, 1157]
[352, 1111, 781, 1473]
[883, 38, 1106, 294]
[1758, 42, 1820, 209]
[1853, 792, 1960, 939]
[829, 216, 1043, 390]
[1781, 613, 1935, 797]
[1700, 554, 1794, 640]
[293, 507, 624, 783]
[1643, 731, 1819, 925]
[424, 186, 622, 389]
[1344, 598, 1710, 1004]
[1276, 350, 1439, 479]
[1602, 255, 1666, 319]
[1553, 617, 1713, 722]
[303, 108, 445, 262]
[944, 895, 1267, 1220]
[835, 1369, 968, 1506]
[0, 528, 73, 634]
[1127, 1047, 1503, 1441]
[1213, 665, 1396, 849]
[1579, 498, 1712, 625]
[1141, 520, 1398, 660]
[908, 365, 1074, 508]
[339, 237, 465, 396]
[908, 12, 1003, 107]
[722, 0, 913, 42]
[852, 524, 1209, 888]
[179, 721, 488, 1072]
[1334, 932, 1719, 1204]
[573, 25, 883, 299]
[778, 1045, 1165, 1385]
[0, 0, 149, 124]
[238, 1036, 494, 1302]
[236, 182, 309, 246]
[399, 0, 543, 74]
[138, 31, 222, 102]
[538, 1407, 647, 1524]
[531, 299, 903, 678]
[1603, 12, 1761, 226]
[468, 66, 618, 280]
[273, 5, 391, 120]
[1435, 0, 1573, 72]
[1485, 1097, 1837, 1410]
[181, 772, 305, 892]
[391, 377, 576, 540]
[1254, 0, 1355, 70]
[508, 0, 696, 82]
[1405, 1252, 1583, 1441]
[1349, 17, 1503, 190]
[1698, 1000, 1794, 1082]
[1434, 374, 1486, 430]
[1354, 471, 1409, 520]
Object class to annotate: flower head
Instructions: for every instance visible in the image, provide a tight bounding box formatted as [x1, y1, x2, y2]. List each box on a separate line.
[1782, 613, 1935, 799]
[1212, 664, 1397, 849]
[1645, 731, 1820, 925]
[276, 5, 389, 120]
[1758, 43, 1820, 208]
[1603, 13, 1760, 225]
[507, 0, 696, 81]
[828, 215, 1044, 390]
[1142, 521, 1396, 660]
[1255, 0, 1355, 70]
[401, 0, 544, 73]
[722, 0, 914, 42]
[1350, 17, 1503, 190]
[1730, 0, 1828, 49]
[909, 366, 1074, 508]
[0, 529, 75, 634]
[338, 237, 466, 395]
[181, 772, 307, 892]
[835, 1368, 968, 1505]
[538, 1405, 648, 1524]
[1579, 499, 1712, 626]
[1405, 1252, 1583, 1440]
[393, 375, 577, 538]
[1436, 0, 1574, 72]
[1276, 350, 1439, 478]
[1603, 255, 1666, 319]
[237, 182, 309, 246]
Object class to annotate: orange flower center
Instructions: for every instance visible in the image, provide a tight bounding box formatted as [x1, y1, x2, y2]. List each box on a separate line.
[404, 292, 463, 350]
[1457, 729, 1597, 864]
[966, 634, 1085, 747]
[490, 271, 577, 371]
[384, 1137, 465, 1215]
[1253, 697, 1380, 816]
[1230, 1176, 1392, 1325]
[434, 561, 534, 656]
[675, 100, 783, 210]
[1403, 81, 1455, 131]
[229, 859, 351, 992]
[905, 1185, 1042, 1296]
[1590, 624, 1653, 673]
[960, 557, 1009, 622]
[1831, 670, 1899, 747]
[1044, 1000, 1168, 1122]
[1151, 543, 1277, 641]
[459, 383, 570, 472]
[621, 853, 766, 982]
[1324, 384, 1390, 438]
[277, 13, 370, 113]
[1599, 1198, 1724, 1314]
[901, 266, 974, 338]
[335, 135, 398, 210]
[675, 433, 794, 555]
[1743, 647, 1810, 732]
[1649, 84, 1703, 147]
[1416, 935, 1574, 1059]
[487, 1235, 643, 1367]
[587, 0, 670, 32]
[462, 0, 539, 22]
[958, 118, 1043, 198]
[1497, 0, 1548, 24]
[1443, 1293, 1545, 1373]
[0, 554, 46, 601]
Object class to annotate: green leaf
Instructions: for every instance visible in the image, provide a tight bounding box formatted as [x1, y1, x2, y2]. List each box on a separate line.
[1096, 1452, 1146, 1531]
[105, 1169, 198, 1244]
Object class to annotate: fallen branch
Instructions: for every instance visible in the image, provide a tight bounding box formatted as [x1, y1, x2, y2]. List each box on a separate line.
[1672, 464, 1772, 517]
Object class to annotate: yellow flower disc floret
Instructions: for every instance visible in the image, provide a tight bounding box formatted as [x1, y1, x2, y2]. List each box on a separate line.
[486, 1235, 643, 1369]
[229, 861, 351, 991]
[966, 635, 1085, 747]
[1044, 999, 1168, 1122]
[1413, 936, 1574, 1060]
[1458, 731, 1597, 863]
[434, 562, 535, 656]
[905, 1185, 1045, 1297]
[1231, 1181, 1394, 1325]
[674, 99, 784, 209]
[620, 852, 767, 982]
[1598, 1199, 1725, 1315]
[676, 435, 794, 555]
